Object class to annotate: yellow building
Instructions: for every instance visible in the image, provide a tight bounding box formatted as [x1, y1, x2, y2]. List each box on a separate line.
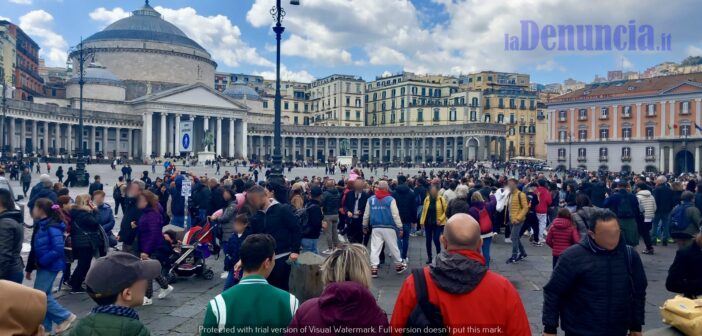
[308, 74, 365, 127]
[0, 23, 16, 86]
[460, 71, 530, 91]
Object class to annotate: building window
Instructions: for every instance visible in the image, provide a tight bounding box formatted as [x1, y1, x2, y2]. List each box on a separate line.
[263, 101, 269, 109]
[559, 130, 567, 141]
[622, 127, 632, 140]
[417, 110, 423, 122]
[509, 127, 516, 135]
[647, 104, 656, 116]
[681, 124, 691, 136]
[345, 110, 350, 120]
[559, 110, 567, 121]
[600, 107, 609, 119]
[356, 111, 361, 121]
[484, 114, 491, 122]
[284, 101, 289, 110]
[579, 109, 588, 120]
[355, 98, 361, 107]
[498, 98, 504, 108]
[622, 105, 632, 118]
[646, 146, 655, 156]
[599, 147, 608, 156]
[452, 110, 459, 121]
[509, 98, 515, 109]
[433, 109, 440, 122]
[681, 101, 690, 114]
[471, 97, 479, 107]
[622, 147, 631, 157]
[497, 114, 504, 123]
[558, 148, 566, 158]
[578, 148, 586, 157]
[293, 103, 298, 112]
[578, 129, 587, 141]
[294, 116, 299, 125]
[646, 126, 655, 139]
[600, 128, 609, 140]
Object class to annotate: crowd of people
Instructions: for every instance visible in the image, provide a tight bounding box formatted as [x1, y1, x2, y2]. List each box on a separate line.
[1, 159, 702, 335]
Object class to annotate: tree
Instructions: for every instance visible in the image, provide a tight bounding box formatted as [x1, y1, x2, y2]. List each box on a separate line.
[681, 56, 702, 66]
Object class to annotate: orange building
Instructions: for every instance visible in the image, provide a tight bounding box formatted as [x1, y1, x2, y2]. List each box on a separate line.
[546, 72, 702, 174]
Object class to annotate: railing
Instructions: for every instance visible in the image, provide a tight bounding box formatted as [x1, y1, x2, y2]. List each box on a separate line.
[622, 112, 632, 118]
[579, 115, 588, 121]
[621, 156, 631, 162]
[558, 156, 566, 162]
[577, 156, 587, 162]
[599, 155, 608, 162]
[645, 155, 656, 162]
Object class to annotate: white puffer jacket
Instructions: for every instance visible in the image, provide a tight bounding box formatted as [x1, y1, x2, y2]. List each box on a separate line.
[636, 190, 657, 222]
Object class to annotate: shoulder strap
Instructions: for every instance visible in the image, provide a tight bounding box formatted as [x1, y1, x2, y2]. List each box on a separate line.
[412, 268, 435, 321]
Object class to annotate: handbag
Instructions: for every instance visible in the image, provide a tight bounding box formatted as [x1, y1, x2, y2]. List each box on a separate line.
[660, 295, 702, 335]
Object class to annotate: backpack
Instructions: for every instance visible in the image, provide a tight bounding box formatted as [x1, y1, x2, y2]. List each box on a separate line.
[670, 203, 692, 230]
[113, 183, 122, 200]
[476, 207, 493, 234]
[295, 203, 312, 230]
[405, 269, 447, 336]
[616, 194, 636, 218]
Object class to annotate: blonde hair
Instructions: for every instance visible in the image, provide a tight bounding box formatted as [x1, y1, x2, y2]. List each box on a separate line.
[471, 192, 484, 203]
[74, 194, 92, 211]
[321, 244, 371, 289]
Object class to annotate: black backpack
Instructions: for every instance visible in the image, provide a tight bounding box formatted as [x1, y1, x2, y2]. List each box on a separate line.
[616, 194, 636, 218]
[405, 269, 447, 336]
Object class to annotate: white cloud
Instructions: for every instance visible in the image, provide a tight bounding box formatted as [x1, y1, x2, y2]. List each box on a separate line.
[88, 7, 129, 26]
[254, 64, 315, 83]
[246, 0, 701, 75]
[621, 56, 634, 69]
[18, 10, 67, 66]
[9, 0, 32, 5]
[0, 16, 11, 22]
[536, 60, 566, 72]
[687, 45, 702, 57]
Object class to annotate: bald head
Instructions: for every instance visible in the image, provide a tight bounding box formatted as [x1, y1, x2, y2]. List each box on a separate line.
[444, 213, 482, 251]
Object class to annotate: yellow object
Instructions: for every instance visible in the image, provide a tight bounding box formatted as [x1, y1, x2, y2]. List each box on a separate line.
[660, 295, 702, 335]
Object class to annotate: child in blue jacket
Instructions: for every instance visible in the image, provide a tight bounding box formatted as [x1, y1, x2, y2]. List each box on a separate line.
[223, 214, 250, 290]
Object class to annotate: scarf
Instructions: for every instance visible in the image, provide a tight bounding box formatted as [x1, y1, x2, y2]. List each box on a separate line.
[92, 304, 140, 320]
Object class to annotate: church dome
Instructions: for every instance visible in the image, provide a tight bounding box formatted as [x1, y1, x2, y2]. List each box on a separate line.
[223, 82, 261, 100]
[67, 62, 123, 86]
[84, 1, 206, 52]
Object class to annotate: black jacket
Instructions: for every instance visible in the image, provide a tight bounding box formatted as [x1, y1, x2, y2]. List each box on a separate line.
[342, 190, 369, 217]
[653, 184, 675, 214]
[208, 185, 227, 216]
[250, 201, 301, 254]
[320, 188, 341, 216]
[666, 242, 702, 298]
[392, 184, 416, 224]
[70, 209, 101, 249]
[88, 182, 103, 196]
[0, 210, 24, 278]
[300, 199, 323, 239]
[589, 182, 608, 208]
[118, 197, 142, 245]
[542, 236, 647, 336]
[192, 183, 211, 211]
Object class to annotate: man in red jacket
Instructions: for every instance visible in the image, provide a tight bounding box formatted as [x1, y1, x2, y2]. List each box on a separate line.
[390, 213, 531, 336]
[535, 179, 553, 243]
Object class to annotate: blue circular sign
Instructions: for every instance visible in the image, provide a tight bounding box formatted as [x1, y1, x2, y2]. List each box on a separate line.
[182, 134, 190, 149]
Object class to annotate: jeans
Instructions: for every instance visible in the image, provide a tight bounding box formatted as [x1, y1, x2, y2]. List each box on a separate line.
[114, 199, 123, 215]
[652, 212, 671, 242]
[510, 222, 527, 259]
[324, 215, 339, 249]
[481, 237, 492, 268]
[1, 271, 23, 284]
[22, 183, 30, 196]
[537, 213, 548, 241]
[34, 270, 72, 331]
[425, 224, 443, 261]
[301, 238, 319, 254]
[68, 246, 94, 290]
[398, 223, 411, 260]
[171, 215, 189, 228]
[640, 221, 654, 250]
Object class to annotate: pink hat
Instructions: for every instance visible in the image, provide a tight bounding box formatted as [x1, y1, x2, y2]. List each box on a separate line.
[349, 173, 359, 182]
[235, 192, 246, 210]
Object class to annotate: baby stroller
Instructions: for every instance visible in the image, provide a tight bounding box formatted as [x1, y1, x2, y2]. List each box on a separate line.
[166, 221, 217, 282]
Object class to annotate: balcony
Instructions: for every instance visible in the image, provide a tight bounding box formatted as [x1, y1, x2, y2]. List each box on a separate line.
[599, 155, 608, 162]
[621, 156, 631, 162]
[559, 116, 567, 122]
[577, 156, 587, 162]
[646, 111, 656, 117]
[600, 114, 608, 120]
[681, 109, 690, 115]
[579, 115, 588, 121]
[558, 156, 567, 162]
[645, 155, 656, 162]
[622, 112, 632, 118]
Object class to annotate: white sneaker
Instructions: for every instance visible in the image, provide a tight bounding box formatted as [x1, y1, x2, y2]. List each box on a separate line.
[505, 238, 513, 243]
[143, 297, 153, 306]
[321, 249, 333, 255]
[157, 285, 174, 299]
[220, 272, 228, 279]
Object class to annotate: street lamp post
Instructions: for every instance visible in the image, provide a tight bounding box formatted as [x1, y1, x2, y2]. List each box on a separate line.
[68, 37, 95, 187]
[267, 0, 299, 186]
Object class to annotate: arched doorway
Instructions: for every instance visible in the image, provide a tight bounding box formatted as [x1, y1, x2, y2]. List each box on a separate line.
[621, 165, 632, 174]
[645, 165, 658, 173]
[556, 164, 567, 171]
[467, 138, 479, 161]
[675, 150, 694, 174]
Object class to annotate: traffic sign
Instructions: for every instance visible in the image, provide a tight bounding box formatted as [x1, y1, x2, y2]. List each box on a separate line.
[179, 121, 193, 152]
[181, 180, 192, 197]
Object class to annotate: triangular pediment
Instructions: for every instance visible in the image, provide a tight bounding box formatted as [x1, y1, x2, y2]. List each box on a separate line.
[659, 81, 702, 95]
[130, 83, 248, 110]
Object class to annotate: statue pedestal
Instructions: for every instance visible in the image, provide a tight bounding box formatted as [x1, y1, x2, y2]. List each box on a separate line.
[197, 151, 216, 164]
[337, 155, 354, 166]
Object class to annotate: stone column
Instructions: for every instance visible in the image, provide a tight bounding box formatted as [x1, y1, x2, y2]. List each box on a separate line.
[42, 122, 49, 156]
[216, 117, 223, 157]
[334, 138, 339, 158]
[66, 124, 72, 156]
[143, 112, 153, 160]
[422, 139, 427, 163]
[115, 128, 120, 157]
[292, 136, 298, 161]
[659, 147, 664, 172]
[20, 119, 26, 153]
[228, 118, 235, 158]
[103, 127, 109, 157]
[668, 147, 674, 173]
[160, 112, 167, 157]
[90, 126, 96, 158]
[661, 101, 667, 137]
[32, 120, 38, 154]
[369, 138, 373, 161]
[696, 146, 700, 173]
[203, 116, 210, 152]
[454, 137, 458, 161]
[590, 106, 596, 139]
[400, 138, 405, 161]
[696, 99, 702, 136]
[54, 123, 60, 153]
[235, 119, 247, 159]
[636, 103, 643, 139]
[7, 118, 14, 152]
[356, 138, 361, 158]
[174, 114, 181, 155]
[324, 138, 329, 161]
[612, 105, 618, 140]
[128, 129, 134, 159]
[313, 137, 318, 161]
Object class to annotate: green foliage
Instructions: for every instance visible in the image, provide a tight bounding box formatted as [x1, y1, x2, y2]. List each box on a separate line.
[681, 56, 702, 66]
